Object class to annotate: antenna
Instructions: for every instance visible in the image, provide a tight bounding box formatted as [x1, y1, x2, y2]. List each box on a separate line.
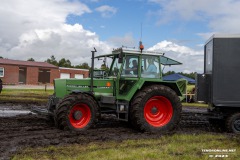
[139, 22, 144, 52]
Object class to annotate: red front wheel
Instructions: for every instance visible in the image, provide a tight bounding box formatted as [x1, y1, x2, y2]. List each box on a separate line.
[54, 94, 98, 131]
[69, 103, 91, 129]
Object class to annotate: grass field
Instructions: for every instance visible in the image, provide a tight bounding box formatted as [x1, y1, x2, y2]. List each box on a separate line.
[0, 89, 54, 104]
[13, 134, 239, 160]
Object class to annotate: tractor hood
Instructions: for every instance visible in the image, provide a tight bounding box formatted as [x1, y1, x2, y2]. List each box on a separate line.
[54, 78, 114, 99]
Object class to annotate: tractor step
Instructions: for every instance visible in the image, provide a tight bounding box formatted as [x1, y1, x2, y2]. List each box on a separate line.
[116, 101, 129, 121]
[31, 106, 53, 116]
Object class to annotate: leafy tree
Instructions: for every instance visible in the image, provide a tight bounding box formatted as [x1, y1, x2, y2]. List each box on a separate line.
[0, 56, 3, 59]
[178, 72, 196, 79]
[58, 58, 72, 68]
[46, 55, 58, 66]
[101, 63, 107, 70]
[27, 58, 35, 61]
[101, 63, 109, 73]
[75, 62, 90, 69]
[163, 71, 176, 76]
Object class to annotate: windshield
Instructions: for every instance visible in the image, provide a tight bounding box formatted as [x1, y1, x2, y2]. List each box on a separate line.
[109, 57, 121, 76]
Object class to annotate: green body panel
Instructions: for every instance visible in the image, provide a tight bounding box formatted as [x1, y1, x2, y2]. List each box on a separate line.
[55, 79, 67, 98]
[55, 77, 186, 102]
[116, 78, 186, 101]
[55, 78, 114, 99]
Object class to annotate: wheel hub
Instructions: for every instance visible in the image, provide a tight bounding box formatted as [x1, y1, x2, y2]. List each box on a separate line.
[151, 106, 158, 114]
[73, 111, 82, 120]
[234, 119, 240, 131]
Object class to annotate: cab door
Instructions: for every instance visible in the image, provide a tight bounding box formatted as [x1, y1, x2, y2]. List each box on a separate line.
[117, 55, 140, 101]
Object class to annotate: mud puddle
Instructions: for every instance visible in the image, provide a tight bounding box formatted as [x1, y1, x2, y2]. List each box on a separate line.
[0, 104, 38, 117]
[0, 109, 33, 117]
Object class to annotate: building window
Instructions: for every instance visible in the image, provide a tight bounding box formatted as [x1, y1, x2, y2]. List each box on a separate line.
[0, 67, 4, 77]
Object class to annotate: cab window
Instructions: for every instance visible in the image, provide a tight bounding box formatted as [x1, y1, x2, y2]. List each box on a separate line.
[141, 55, 160, 78]
[121, 55, 139, 77]
[109, 57, 121, 76]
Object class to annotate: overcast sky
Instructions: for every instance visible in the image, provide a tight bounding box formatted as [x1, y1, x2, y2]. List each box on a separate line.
[1, 0, 240, 73]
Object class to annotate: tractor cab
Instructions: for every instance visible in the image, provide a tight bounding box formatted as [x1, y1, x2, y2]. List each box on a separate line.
[94, 48, 184, 101]
[96, 48, 182, 79]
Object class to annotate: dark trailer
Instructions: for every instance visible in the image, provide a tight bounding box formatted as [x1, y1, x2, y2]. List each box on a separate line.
[197, 34, 240, 133]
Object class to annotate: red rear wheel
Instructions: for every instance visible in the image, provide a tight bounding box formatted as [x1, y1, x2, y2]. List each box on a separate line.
[130, 85, 181, 133]
[69, 103, 91, 129]
[144, 96, 173, 127]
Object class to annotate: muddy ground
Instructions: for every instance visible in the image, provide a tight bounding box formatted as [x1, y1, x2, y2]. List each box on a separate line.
[0, 103, 231, 160]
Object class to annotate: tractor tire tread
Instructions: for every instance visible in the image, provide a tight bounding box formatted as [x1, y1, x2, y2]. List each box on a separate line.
[226, 112, 240, 134]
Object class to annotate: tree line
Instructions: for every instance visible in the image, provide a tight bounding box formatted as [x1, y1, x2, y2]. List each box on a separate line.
[27, 55, 90, 69]
[1, 55, 196, 79]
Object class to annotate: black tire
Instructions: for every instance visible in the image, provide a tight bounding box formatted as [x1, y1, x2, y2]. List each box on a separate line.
[130, 85, 182, 133]
[54, 94, 98, 131]
[226, 113, 240, 134]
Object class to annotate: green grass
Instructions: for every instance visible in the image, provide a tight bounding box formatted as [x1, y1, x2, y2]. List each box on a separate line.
[182, 102, 208, 108]
[0, 89, 54, 104]
[13, 134, 239, 160]
[1, 88, 54, 95]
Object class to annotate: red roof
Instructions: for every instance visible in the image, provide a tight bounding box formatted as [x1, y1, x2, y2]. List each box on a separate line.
[0, 58, 58, 68]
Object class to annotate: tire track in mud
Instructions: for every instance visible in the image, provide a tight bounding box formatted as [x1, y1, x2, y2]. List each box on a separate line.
[0, 105, 211, 160]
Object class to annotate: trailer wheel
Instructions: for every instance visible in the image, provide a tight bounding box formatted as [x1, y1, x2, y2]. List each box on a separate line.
[130, 85, 182, 133]
[226, 113, 240, 134]
[54, 94, 98, 131]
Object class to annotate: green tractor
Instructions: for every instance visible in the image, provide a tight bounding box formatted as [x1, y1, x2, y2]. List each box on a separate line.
[43, 47, 186, 133]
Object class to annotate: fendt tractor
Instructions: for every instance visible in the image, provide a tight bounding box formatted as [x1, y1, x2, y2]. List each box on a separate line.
[33, 35, 240, 134]
[34, 44, 187, 133]
[196, 34, 240, 134]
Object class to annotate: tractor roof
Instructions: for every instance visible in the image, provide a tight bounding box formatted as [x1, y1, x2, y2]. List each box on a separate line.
[95, 48, 182, 66]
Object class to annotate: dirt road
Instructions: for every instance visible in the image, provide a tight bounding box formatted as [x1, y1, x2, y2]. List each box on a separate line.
[0, 104, 218, 160]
